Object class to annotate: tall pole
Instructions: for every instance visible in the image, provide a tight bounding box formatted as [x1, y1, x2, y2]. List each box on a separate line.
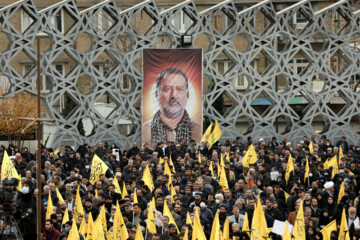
[36, 38, 42, 240]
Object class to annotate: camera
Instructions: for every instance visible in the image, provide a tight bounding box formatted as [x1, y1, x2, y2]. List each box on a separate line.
[0, 178, 23, 240]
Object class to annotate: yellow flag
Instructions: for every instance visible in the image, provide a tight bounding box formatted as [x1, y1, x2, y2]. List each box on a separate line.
[56, 187, 64, 202]
[95, 189, 98, 198]
[192, 209, 206, 240]
[150, 197, 156, 216]
[183, 228, 189, 240]
[348, 171, 357, 186]
[85, 212, 94, 240]
[219, 165, 229, 191]
[283, 221, 292, 240]
[54, 148, 59, 155]
[79, 216, 87, 235]
[209, 161, 214, 178]
[210, 210, 220, 240]
[339, 145, 344, 160]
[309, 141, 313, 154]
[328, 156, 338, 178]
[90, 217, 98, 240]
[68, 219, 80, 240]
[159, 157, 164, 165]
[147, 200, 157, 234]
[223, 217, 229, 240]
[226, 152, 230, 162]
[170, 184, 176, 203]
[169, 154, 174, 170]
[62, 208, 69, 226]
[198, 151, 201, 163]
[292, 200, 305, 239]
[89, 154, 109, 185]
[242, 144, 257, 168]
[201, 122, 213, 143]
[112, 201, 121, 239]
[118, 202, 129, 240]
[122, 182, 128, 198]
[283, 189, 290, 202]
[324, 158, 329, 170]
[163, 201, 179, 233]
[112, 178, 121, 194]
[304, 157, 310, 183]
[73, 186, 84, 221]
[94, 217, 105, 240]
[46, 193, 54, 220]
[339, 208, 350, 240]
[164, 161, 172, 189]
[321, 220, 337, 240]
[208, 120, 222, 149]
[338, 182, 345, 204]
[250, 197, 267, 240]
[133, 188, 138, 204]
[135, 223, 144, 240]
[285, 154, 294, 184]
[186, 211, 192, 226]
[142, 165, 154, 192]
[1, 151, 19, 181]
[242, 212, 249, 236]
[259, 203, 268, 239]
[99, 205, 107, 233]
[106, 230, 113, 240]
[220, 154, 224, 168]
[17, 174, 22, 191]
[324, 155, 339, 178]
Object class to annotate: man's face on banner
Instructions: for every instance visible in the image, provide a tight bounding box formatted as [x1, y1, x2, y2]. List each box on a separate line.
[155, 73, 189, 119]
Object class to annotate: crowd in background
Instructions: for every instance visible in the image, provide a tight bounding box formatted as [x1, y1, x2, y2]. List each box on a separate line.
[0, 134, 360, 240]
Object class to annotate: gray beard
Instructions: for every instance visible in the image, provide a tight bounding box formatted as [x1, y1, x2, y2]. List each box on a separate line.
[163, 106, 184, 118]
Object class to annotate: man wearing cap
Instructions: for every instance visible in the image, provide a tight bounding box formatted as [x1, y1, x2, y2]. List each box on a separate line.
[123, 201, 134, 222]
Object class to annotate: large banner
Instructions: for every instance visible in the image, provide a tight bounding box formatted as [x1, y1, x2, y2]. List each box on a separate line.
[142, 49, 203, 148]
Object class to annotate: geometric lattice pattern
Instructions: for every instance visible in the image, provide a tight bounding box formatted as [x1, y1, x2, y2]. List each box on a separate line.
[1, 0, 360, 148]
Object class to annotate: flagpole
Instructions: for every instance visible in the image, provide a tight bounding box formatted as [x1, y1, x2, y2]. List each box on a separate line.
[145, 228, 148, 240]
[36, 37, 42, 240]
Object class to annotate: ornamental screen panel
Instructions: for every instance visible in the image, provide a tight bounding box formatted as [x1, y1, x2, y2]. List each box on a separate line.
[0, 0, 359, 148]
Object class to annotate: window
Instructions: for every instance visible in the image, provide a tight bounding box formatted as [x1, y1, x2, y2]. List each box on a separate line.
[173, 10, 192, 34]
[288, 58, 309, 76]
[22, 9, 34, 33]
[93, 10, 115, 35]
[23, 64, 34, 76]
[119, 75, 131, 93]
[235, 75, 249, 90]
[24, 64, 63, 93]
[52, 10, 63, 32]
[292, 3, 317, 30]
[160, 8, 192, 34]
[215, 61, 251, 90]
[23, 9, 64, 34]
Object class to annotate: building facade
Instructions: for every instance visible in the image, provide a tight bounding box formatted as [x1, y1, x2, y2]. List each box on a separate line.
[0, 0, 359, 148]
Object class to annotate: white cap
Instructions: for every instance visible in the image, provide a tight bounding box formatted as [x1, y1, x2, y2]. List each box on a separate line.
[259, 138, 264, 142]
[324, 181, 334, 190]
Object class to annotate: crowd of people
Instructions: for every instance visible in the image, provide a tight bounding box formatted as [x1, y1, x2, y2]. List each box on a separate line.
[0, 135, 360, 240]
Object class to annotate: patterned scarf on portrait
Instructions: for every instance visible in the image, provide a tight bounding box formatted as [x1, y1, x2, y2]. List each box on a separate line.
[151, 110, 191, 144]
